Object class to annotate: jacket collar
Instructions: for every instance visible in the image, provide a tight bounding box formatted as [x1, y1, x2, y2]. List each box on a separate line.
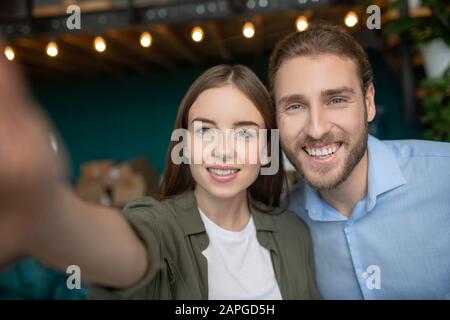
[171, 189, 279, 236]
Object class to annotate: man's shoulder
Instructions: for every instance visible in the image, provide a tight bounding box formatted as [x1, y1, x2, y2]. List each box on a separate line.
[283, 182, 309, 219]
[381, 138, 450, 159]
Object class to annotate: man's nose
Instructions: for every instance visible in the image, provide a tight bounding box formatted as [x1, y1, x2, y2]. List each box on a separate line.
[305, 104, 331, 140]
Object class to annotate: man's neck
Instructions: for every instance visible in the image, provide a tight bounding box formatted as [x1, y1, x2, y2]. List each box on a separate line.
[319, 151, 369, 217]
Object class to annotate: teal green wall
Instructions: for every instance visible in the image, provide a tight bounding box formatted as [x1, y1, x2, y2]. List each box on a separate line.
[31, 54, 419, 182]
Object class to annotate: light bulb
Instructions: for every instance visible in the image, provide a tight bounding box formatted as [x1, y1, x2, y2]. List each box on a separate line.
[191, 26, 204, 43]
[242, 22, 255, 39]
[140, 32, 152, 48]
[94, 36, 106, 52]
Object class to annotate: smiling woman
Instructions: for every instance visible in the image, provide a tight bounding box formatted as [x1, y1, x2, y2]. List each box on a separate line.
[159, 64, 284, 208]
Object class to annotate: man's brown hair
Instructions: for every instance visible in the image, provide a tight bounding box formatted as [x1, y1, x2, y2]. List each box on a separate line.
[268, 23, 373, 100]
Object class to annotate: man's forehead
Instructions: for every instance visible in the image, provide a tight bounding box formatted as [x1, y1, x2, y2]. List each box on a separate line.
[274, 53, 361, 97]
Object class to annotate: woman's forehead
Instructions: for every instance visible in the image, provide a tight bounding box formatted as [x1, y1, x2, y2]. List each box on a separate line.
[188, 86, 265, 127]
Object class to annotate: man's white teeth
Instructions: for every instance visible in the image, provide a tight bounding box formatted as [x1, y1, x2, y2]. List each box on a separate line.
[208, 168, 239, 176]
[305, 144, 339, 158]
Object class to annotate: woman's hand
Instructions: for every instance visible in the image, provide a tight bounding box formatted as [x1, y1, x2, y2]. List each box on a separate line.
[0, 43, 67, 268]
[0, 45, 147, 287]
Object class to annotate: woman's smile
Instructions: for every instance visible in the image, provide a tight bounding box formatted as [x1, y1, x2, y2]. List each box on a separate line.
[207, 165, 241, 183]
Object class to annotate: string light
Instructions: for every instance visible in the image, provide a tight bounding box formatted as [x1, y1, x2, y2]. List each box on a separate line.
[46, 41, 59, 57]
[140, 32, 152, 48]
[4, 46, 15, 61]
[345, 11, 359, 28]
[94, 36, 106, 52]
[191, 26, 204, 42]
[296, 16, 309, 32]
[242, 22, 255, 39]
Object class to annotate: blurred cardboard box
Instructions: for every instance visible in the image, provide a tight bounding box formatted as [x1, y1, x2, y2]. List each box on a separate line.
[128, 156, 160, 196]
[112, 174, 146, 208]
[80, 160, 114, 180]
[104, 163, 133, 185]
[75, 158, 159, 209]
[75, 178, 109, 205]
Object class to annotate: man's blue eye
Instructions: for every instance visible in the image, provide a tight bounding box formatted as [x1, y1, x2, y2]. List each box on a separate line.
[287, 104, 303, 111]
[330, 98, 346, 105]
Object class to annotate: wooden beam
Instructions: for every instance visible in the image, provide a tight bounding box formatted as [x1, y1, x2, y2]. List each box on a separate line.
[16, 38, 112, 75]
[107, 31, 176, 71]
[56, 40, 122, 76]
[60, 35, 125, 74]
[101, 35, 152, 73]
[62, 34, 144, 73]
[153, 25, 202, 66]
[205, 22, 232, 61]
[12, 45, 92, 77]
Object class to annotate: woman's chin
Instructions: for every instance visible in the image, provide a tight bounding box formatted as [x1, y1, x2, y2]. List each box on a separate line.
[197, 184, 248, 201]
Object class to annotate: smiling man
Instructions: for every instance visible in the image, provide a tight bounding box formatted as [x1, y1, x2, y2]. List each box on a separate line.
[269, 24, 450, 299]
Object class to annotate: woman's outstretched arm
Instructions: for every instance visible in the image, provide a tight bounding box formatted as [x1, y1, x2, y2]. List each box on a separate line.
[0, 38, 147, 289]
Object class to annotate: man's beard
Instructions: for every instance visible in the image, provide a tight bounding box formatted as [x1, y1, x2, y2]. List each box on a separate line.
[285, 120, 368, 191]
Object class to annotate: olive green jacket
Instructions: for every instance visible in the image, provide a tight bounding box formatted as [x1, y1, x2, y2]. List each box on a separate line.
[89, 190, 321, 300]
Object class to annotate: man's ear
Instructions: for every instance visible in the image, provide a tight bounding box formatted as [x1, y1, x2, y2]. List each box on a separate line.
[365, 83, 376, 122]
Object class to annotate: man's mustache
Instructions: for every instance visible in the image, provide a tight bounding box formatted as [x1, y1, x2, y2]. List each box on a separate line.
[296, 132, 348, 149]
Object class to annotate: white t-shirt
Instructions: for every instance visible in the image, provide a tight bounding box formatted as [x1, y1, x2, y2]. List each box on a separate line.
[198, 208, 282, 300]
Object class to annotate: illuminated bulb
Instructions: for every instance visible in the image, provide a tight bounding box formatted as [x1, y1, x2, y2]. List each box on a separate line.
[296, 16, 308, 32]
[191, 26, 204, 43]
[46, 41, 58, 57]
[94, 36, 106, 52]
[242, 22, 255, 39]
[140, 32, 152, 48]
[345, 11, 358, 28]
[4, 46, 15, 61]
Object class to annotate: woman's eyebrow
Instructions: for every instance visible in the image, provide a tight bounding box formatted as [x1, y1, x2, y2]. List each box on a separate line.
[233, 121, 260, 127]
[191, 117, 216, 125]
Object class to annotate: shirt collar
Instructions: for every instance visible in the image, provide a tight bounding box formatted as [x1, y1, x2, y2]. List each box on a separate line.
[366, 135, 406, 211]
[172, 189, 279, 236]
[304, 135, 406, 221]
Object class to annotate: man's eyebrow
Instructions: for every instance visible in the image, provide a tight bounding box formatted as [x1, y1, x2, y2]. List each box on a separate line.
[277, 94, 307, 107]
[321, 87, 355, 96]
[233, 120, 260, 128]
[277, 87, 356, 106]
[191, 117, 216, 125]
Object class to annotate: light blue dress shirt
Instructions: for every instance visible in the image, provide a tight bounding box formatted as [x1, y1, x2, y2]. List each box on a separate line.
[288, 135, 450, 299]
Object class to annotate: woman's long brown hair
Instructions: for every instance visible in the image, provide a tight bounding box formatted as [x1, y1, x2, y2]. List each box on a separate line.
[158, 64, 286, 207]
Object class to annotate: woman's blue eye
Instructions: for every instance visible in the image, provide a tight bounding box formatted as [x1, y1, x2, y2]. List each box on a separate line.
[195, 127, 212, 135]
[236, 129, 255, 138]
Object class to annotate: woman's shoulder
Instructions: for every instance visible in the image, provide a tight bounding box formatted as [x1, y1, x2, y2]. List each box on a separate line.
[121, 191, 195, 223]
[120, 194, 178, 224]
